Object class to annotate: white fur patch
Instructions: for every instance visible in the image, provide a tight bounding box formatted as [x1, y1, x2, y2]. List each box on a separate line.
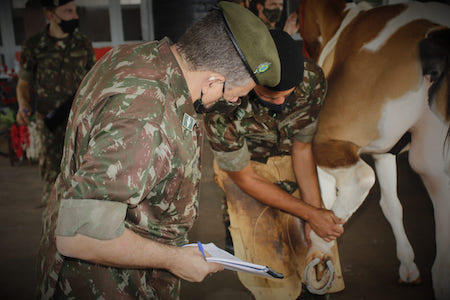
[318, 2, 370, 67]
[362, 79, 428, 154]
[363, 2, 450, 53]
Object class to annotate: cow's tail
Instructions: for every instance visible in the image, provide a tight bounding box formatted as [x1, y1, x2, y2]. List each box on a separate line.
[419, 27, 450, 156]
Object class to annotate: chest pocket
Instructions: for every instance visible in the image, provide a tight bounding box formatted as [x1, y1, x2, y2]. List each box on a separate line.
[35, 49, 89, 97]
[35, 51, 64, 90]
[68, 49, 90, 84]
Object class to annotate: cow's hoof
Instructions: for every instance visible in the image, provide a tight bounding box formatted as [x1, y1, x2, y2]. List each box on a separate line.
[398, 263, 421, 285]
[304, 257, 336, 295]
[397, 276, 422, 285]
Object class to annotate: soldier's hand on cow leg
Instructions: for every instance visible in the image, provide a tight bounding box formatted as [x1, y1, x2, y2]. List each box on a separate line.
[307, 208, 345, 241]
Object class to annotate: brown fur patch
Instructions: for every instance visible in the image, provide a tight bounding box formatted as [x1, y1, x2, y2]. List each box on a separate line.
[313, 140, 360, 168]
[316, 19, 438, 146]
[298, 0, 347, 60]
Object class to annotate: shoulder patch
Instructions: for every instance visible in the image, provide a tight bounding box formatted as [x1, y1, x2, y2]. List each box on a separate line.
[182, 113, 196, 131]
[235, 107, 246, 120]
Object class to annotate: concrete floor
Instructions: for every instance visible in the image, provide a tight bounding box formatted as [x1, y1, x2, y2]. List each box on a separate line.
[0, 138, 436, 299]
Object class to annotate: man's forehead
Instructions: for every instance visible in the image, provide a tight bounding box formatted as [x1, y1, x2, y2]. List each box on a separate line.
[255, 85, 294, 97]
[265, 0, 283, 6]
[56, 1, 76, 11]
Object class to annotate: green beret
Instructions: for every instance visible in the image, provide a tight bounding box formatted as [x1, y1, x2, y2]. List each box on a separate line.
[41, 0, 73, 8]
[218, 1, 281, 87]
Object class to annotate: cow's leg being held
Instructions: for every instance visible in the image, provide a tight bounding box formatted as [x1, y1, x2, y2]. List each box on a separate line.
[373, 153, 421, 284]
[326, 159, 376, 220]
[304, 154, 375, 294]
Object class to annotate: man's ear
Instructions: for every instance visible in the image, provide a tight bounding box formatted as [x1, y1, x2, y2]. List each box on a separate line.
[45, 9, 57, 22]
[200, 73, 225, 97]
[205, 73, 225, 88]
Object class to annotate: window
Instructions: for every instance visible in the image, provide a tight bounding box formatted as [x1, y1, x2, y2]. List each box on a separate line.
[77, 0, 111, 42]
[122, 0, 142, 42]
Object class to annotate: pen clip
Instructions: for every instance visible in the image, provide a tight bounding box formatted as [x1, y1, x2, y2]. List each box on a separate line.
[197, 241, 206, 260]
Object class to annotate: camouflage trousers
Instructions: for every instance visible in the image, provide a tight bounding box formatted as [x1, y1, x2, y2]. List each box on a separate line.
[38, 256, 181, 299]
[36, 113, 65, 205]
[53, 260, 181, 299]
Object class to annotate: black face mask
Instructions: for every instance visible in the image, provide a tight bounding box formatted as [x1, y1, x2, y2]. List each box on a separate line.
[251, 90, 289, 113]
[57, 17, 79, 34]
[263, 8, 282, 23]
[193, 82, 241, 114]
[194, 98, 241, 114]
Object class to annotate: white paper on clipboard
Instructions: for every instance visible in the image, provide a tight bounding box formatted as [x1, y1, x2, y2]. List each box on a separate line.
[184, 242, 284, 279]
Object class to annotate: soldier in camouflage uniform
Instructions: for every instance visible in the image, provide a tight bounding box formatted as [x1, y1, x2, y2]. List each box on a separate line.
[204, 29, 345, 246]
[36, 2, 282, 299]
[204, 29, 346, 298]
[253, 0, 299, 35]
[16, 0, 96, 205]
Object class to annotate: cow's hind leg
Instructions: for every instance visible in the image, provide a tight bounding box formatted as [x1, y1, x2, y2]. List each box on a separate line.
[372, 153, 421, 284]
[409, 107, 450, 300]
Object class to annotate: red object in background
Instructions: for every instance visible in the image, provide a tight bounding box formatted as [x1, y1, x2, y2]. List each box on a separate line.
[93, 47, 113, 61]
[10, 123, 30, 159]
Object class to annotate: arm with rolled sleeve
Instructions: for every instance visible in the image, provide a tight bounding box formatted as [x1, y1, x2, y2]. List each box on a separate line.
[291, 61, 344, 239]
[55, 94, 222, 282]
[291, 58, 327, 210]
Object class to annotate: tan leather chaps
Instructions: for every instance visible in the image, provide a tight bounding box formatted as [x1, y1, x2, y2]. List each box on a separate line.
[213, 156, 344, 299]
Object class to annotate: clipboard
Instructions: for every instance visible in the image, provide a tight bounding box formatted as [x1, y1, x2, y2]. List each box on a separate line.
[184, 242, 284, 279]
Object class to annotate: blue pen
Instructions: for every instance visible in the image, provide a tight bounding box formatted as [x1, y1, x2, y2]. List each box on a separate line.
[197, 241, 206, 260]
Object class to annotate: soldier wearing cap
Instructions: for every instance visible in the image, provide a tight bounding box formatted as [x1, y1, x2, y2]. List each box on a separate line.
[204, 30, 345, 297]
[16, 0, 95, 206]
[36, 2, 281, 299]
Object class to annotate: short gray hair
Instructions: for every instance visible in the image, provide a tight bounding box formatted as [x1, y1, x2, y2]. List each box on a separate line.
[176, 9, 252, 90]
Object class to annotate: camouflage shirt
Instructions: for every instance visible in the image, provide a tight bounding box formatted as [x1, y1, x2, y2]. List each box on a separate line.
[37, 38, 203, 299]
[18, 26, 96, 115]
[204, 58, 326, 171]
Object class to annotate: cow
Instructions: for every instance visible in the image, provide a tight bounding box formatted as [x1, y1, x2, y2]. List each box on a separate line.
[296, 0, 450, 299]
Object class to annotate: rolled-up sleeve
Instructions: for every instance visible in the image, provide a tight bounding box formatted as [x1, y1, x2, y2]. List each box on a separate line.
[213, 140, 251, 172]
[56, 199, 127, 240]
[294, 120, 318, 143]
[204, 111, 250, 171]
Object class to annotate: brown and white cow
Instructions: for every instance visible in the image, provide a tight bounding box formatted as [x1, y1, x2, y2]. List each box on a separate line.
[296, 0, 450, 299]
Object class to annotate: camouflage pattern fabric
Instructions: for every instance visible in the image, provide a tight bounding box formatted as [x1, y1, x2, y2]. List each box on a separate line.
[18, 27, 95, 203]
[36, 38, 203, 299]
[204, 57, 326, 171]
[35, 112, 66, 205]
